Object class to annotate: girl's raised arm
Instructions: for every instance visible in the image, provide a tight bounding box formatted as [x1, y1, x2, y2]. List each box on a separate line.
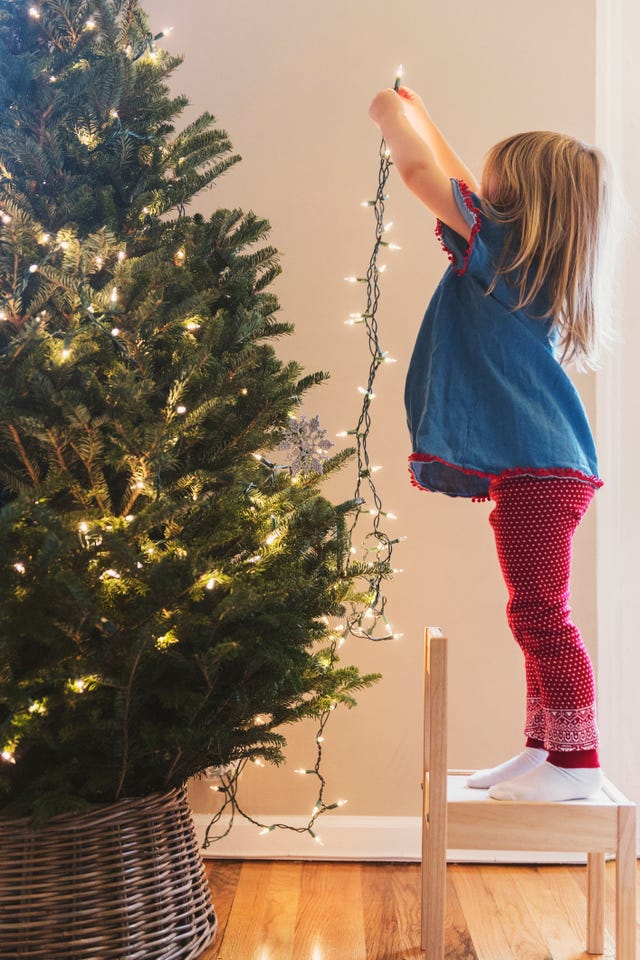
[369, 88, 478, 240]
[396, 87, 480, 191]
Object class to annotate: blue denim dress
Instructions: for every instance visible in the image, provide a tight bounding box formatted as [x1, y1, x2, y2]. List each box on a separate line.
[405, 179, 602, 500]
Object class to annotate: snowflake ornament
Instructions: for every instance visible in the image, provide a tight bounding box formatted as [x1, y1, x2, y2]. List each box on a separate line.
[277, 415, 334, 477]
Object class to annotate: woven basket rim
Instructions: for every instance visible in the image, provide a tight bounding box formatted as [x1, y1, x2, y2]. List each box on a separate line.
[0, 784, 186, 833]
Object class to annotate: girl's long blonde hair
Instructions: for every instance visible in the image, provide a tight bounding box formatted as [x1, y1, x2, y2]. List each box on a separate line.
[481, 131, 613, 369]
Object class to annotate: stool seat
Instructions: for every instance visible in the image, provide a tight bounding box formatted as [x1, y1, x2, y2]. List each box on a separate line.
[445, 772, 629, 853]
[421, 627, 637, 959]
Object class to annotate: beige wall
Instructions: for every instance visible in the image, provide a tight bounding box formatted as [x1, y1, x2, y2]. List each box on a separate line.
[147, 0, 597, 821]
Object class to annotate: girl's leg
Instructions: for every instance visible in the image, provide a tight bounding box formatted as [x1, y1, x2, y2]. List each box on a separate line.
[485, 475, 601, 801]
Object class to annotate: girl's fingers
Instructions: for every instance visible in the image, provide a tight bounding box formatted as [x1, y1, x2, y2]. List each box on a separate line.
[397, 86, 424, 109]
[369, 89, 402, 123]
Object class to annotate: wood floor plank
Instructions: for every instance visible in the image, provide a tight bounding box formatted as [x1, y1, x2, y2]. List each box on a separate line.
[200, 859, 243, 959]
[212, 861, 288, 960]
[292, 861, 366, 960]
[257, 860, 302, 960]
[209, 860, 268, 960]
[391, 864, 424, 956]
[450, 864, 515, 960]
[548, 865, 615, 958]
[443, 870, 478, 960]
[479, 866, 553, 960]
[360, 862, 422, 959]
[511, 865, 599, 960]
[361, 862, 405, 959]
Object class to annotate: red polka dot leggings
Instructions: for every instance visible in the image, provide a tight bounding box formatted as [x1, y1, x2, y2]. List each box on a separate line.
[488, 475, 599, 769]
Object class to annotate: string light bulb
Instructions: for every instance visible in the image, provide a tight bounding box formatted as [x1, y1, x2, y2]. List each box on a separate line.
[252, 714, 272, 726]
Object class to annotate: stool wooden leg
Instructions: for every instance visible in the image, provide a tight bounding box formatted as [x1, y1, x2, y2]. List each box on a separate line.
[421, 630, 448, 959]
[616, 804, 637, 960]
[422, 805, 446, 958]
[587, 852, 605, 954]
[420, 791, 428, 951]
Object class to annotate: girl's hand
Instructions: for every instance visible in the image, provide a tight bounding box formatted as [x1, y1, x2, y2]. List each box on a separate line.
[396, 86, 432, 135]
[368, 89, 403, 128]
[396, 85, 429, 116]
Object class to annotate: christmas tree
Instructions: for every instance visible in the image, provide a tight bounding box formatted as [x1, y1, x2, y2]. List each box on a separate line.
[0, 0, 382, 824]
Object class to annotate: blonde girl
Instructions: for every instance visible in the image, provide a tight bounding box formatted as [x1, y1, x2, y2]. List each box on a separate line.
[369, 86, 611, 801]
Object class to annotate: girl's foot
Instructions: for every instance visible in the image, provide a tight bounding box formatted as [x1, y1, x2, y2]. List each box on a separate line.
[467, 747, 548, 789]
[488, 762, 603, 801]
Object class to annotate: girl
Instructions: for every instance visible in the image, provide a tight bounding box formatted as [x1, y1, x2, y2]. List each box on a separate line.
[369, 85, 611, 802]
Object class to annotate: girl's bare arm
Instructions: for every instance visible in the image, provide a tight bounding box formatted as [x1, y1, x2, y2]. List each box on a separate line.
[397, 86, 480, 192]
[369, 88, 478, 240]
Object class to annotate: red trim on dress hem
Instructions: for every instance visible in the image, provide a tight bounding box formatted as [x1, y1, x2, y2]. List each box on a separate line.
[408, 451, 603, 498]
[434, 180, 481, 277]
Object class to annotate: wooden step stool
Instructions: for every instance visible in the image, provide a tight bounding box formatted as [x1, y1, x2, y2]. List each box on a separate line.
[421, 626, 637, 959]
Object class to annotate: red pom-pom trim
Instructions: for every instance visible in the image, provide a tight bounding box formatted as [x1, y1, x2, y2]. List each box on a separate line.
[434, 179, 481, 277]
[408, 452, 603, 500]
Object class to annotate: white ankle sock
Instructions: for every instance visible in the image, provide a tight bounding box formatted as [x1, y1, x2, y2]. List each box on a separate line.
[467, 747, 548, 789]
[488, 762, 603, 802]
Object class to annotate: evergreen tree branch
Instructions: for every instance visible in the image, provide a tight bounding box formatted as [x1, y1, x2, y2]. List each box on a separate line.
[6, 423, 41, 486]
[38, 104, 54, 151]
[114, 642, 144, 801]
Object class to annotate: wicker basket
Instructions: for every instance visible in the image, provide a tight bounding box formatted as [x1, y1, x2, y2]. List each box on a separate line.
[0, 786, 217, 959]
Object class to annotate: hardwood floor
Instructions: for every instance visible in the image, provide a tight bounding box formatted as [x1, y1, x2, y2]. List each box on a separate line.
[202, 859, 640, 960]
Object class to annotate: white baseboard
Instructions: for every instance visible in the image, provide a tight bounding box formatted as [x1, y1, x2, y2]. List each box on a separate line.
[192, 813, 622, 864]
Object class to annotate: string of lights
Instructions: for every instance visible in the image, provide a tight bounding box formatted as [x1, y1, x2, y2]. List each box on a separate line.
[203, 702, 345, 850]
[206, 70, 406, 846]
[341, 65, 404, 644]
